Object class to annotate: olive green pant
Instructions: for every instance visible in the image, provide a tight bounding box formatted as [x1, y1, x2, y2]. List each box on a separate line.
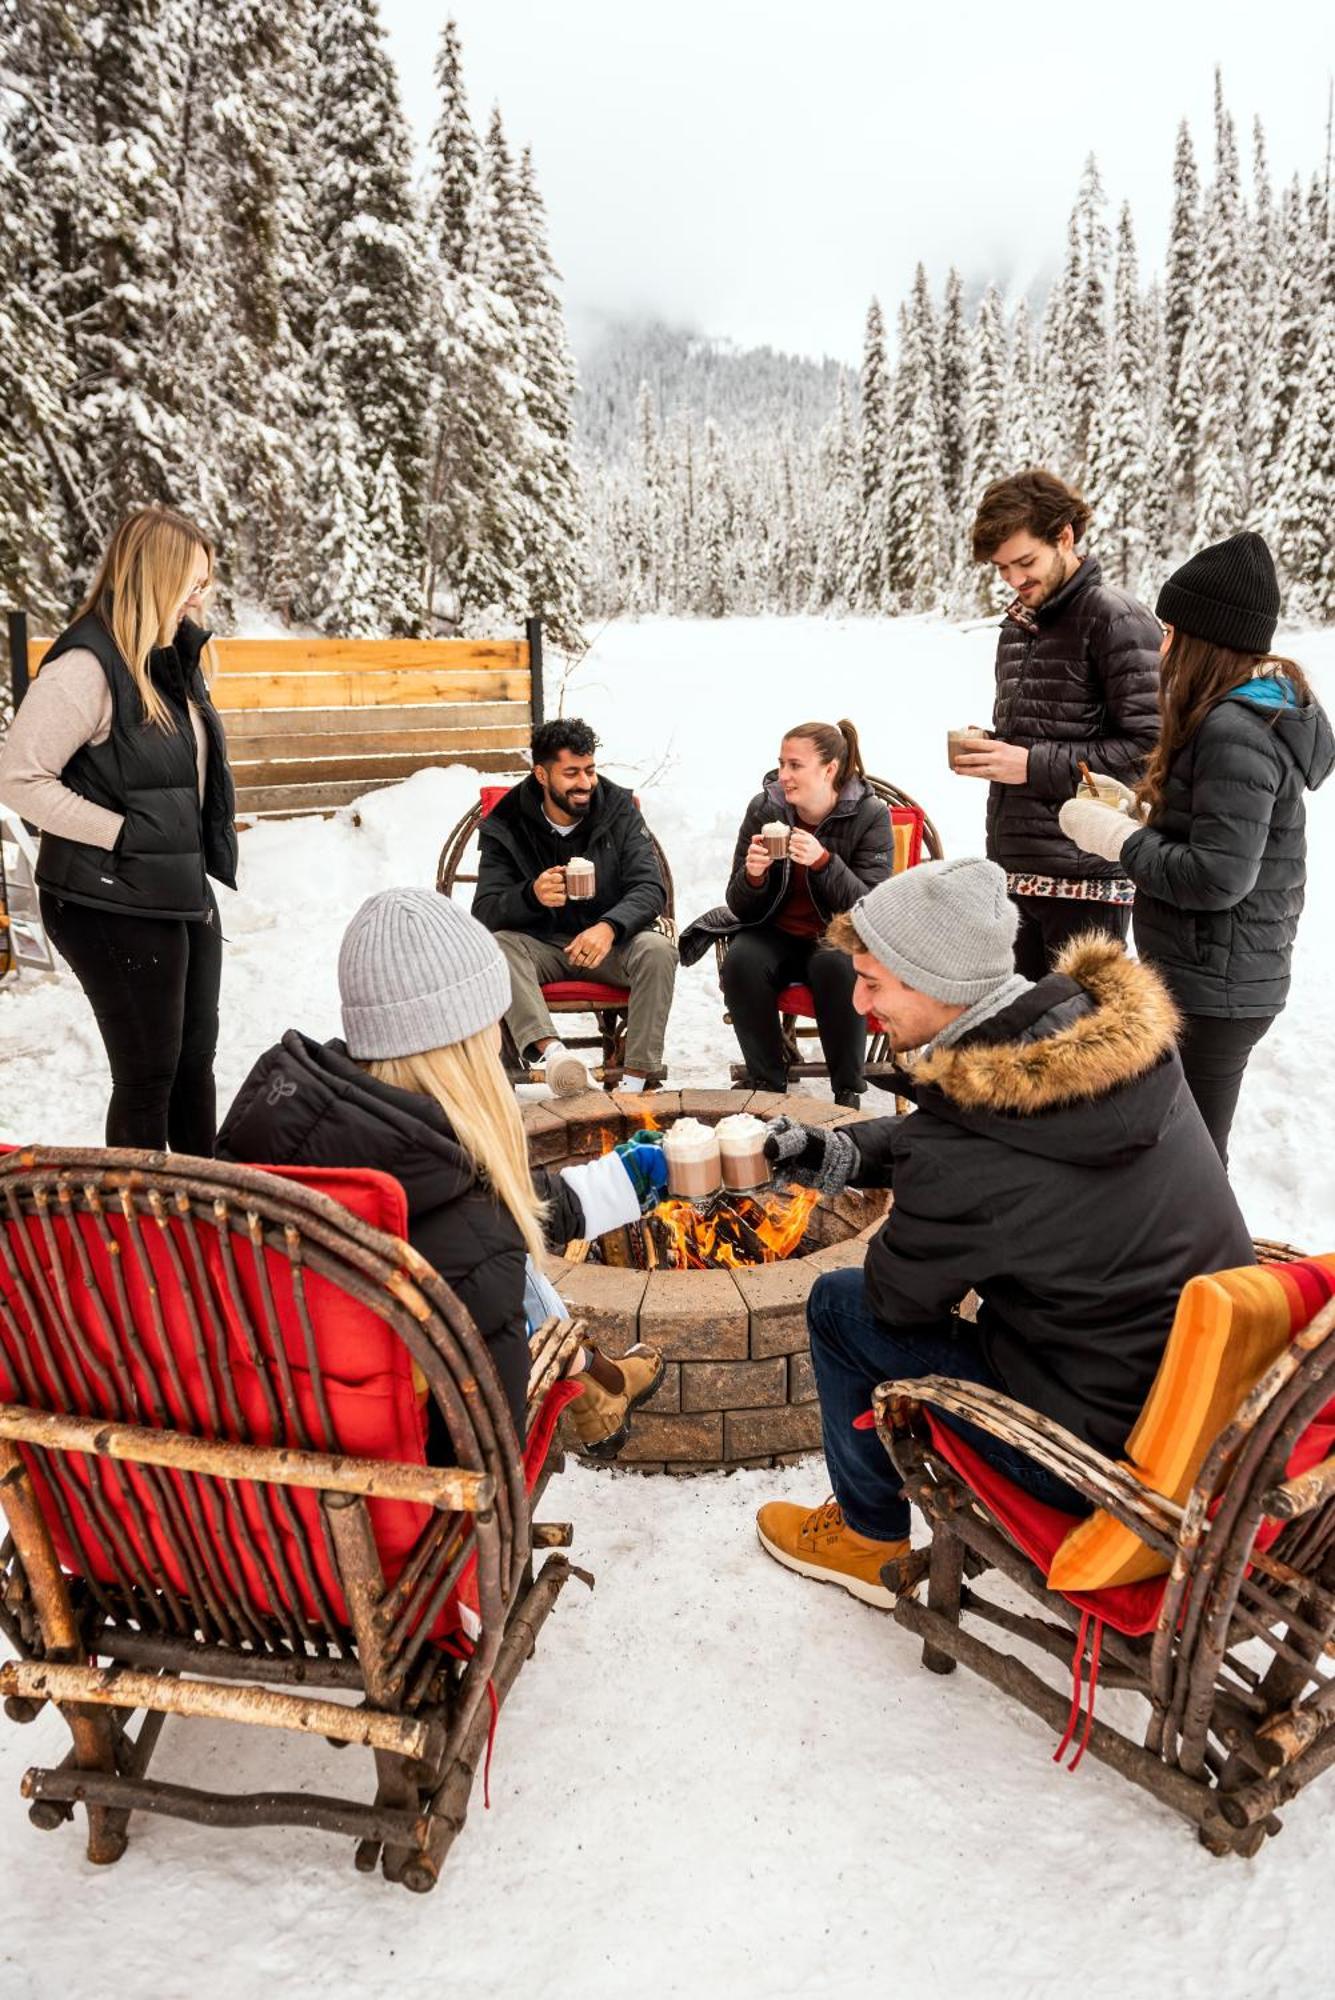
[494, 927, 678, 1075]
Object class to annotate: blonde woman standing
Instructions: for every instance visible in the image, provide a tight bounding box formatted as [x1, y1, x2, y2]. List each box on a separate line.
[0, 506, 237, 1152]
[218, 889, 664, 1453]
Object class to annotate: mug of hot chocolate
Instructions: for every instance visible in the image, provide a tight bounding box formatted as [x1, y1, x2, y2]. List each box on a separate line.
[565, 856, 596, 900]
[947, 727, 993, 772]
[716, 1112, 770, 1192]
[663, 1118, 723, 1201]
[761, 820, 790, 862]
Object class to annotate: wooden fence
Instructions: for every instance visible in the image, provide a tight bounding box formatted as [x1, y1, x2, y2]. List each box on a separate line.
[5, 613, 542, 819]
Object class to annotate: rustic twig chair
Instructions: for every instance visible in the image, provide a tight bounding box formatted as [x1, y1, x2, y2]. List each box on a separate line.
[718, 777, 944, 1090]
[870, 1240, 1335, 1855]
[437, 782, 677, 1088]
[0, 1147, 585, 1890]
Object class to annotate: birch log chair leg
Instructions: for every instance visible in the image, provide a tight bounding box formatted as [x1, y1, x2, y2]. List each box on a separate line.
[0, 1149, 591, 1890]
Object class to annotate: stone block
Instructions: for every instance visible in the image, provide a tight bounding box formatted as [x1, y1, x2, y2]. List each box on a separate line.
[522, 1103, 573, 1166]
[680, 1355, 787, 1413]
[788, 1349, 818, 1403]
[642, 1360, 681, 1413]
[558, 1264, 649, 1353]
[823, 1187, 891, 1234]
[677, 1089, 756, 1122]
[802, 1237, 870, 1277]
[543, 1091, 627, 1157]
[638, 1269, 749, 1361]
[617, 1411, 723, 1464]
[611, 1088, 681, 1126]
[743, 1091, 790, 1123]
[724, 1403, 823, 1460]
[734, 1260, 814, 1358]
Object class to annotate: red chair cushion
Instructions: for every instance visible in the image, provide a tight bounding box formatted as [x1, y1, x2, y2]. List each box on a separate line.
[777, 983, 886, 1038]
[0, 1154, 553, 1648]
[479, 784, 513, 818]
[541, 980, 630, 1007]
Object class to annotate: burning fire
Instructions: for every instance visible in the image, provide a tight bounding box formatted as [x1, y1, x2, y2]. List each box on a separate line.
[648, 1185, 821, 1271]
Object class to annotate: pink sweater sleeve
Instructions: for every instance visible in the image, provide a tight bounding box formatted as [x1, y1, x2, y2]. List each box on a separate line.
[0, 651, 125, 850]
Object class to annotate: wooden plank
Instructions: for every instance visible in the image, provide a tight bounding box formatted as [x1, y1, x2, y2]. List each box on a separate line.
[229, 741, 528, 789]
[213, 667, 530, 711]
[226, 726, 528, 765]
[235, 760, 525, 814]
[209, 636, 528, 675]
[221, 700, 528, 745]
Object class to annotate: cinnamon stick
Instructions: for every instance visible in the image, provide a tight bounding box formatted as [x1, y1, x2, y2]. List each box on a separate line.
[1078, 760, 1100, 799]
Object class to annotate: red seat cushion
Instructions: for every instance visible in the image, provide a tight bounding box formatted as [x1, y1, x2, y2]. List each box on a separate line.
[777, 982, 886, 1038]
[0, 1153, 556, 1649]
[541, 980, 630, 1007]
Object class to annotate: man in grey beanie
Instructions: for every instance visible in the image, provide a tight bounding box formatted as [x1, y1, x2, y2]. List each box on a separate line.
[755, 857, 1253, 1609]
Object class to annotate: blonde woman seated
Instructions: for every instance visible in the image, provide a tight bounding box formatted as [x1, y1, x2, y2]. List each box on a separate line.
[218, 889, 663, 1457]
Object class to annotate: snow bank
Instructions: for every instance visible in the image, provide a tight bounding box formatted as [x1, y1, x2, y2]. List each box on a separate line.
[2, 615, 1334, 1995]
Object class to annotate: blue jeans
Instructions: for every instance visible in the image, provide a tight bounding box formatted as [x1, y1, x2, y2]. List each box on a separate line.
[807, 1267, 1092, 1541]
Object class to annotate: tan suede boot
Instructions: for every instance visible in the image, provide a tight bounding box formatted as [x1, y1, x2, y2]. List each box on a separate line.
[755, 1498, 910, 1609]
[570, 1344, 665, 1460]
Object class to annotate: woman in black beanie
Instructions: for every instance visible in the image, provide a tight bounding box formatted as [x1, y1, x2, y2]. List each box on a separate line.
[1060, 530, 1333, 1166]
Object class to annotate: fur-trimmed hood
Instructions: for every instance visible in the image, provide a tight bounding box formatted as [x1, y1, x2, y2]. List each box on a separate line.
[893, 936, 1185, 1168]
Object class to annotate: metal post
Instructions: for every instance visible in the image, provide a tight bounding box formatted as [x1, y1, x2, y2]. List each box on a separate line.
[6, 611, 30, 711]
[525, 616, 544, 732]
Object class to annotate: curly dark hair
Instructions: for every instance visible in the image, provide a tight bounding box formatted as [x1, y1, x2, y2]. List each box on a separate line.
[531, 717, 599, 763]
[970, 469, 1092, 563]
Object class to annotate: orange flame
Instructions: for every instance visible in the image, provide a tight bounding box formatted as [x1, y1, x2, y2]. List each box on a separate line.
[648, 1184, 820, 1271]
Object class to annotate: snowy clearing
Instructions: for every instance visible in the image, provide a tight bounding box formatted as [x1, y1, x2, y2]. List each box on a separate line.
[2, 614, 1334, 1997]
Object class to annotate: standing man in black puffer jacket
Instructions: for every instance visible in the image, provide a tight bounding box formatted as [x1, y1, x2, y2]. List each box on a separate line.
[954, 470, 1162, 981]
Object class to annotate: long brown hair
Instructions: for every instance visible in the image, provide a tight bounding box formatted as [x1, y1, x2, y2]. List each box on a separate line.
[79, 505, 215, 728]
[1137, 633, 1313, 819]
[783, 718, 866, 790]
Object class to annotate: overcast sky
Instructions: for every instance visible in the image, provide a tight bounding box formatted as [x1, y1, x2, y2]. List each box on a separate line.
[381, 0, 1333, 364]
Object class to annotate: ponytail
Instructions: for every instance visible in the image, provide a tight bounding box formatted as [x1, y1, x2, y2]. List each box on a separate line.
[782, 718, 865, 790]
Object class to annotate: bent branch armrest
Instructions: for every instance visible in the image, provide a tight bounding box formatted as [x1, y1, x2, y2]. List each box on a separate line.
[873, 1375, 1183, 1550]
[1263, 1454, 1335, 1522]
[0, 1403, 493, 1515]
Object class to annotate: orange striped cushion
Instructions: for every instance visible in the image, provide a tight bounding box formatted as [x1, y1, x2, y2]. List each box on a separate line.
[1048, 1255, 1335, 1592]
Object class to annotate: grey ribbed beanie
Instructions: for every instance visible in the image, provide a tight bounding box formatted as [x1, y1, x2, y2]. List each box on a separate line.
[849, 858, 1019, 1003]
[338, 889, 511, 1060]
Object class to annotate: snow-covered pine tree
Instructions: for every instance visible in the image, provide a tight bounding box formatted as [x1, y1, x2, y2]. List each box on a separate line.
[886, 279, 948, 610]
[853, 299, 891, 610]
[1035, 212, 1080, 469]
[1004, 298, 1042, 473]
[1269, 300, 1335, 622]
[307, 0, 430, 633]
[1089, 205, 1149, 587]
[963, 284, 1009, 499]
[1253, 177, 1319, 527]
[1164, 118, 1202, 532]
[632, 380, 660, 609]
[1066, 155, 1112, 483]
[1194, 71, 1250, 542]
[0, 143, 74, 619]
[938, 267, 969, 512]
[308, 391, 381, 635]
[809, 376, 859, 612]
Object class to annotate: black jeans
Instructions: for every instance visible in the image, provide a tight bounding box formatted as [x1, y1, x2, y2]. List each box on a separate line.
[1177, 1013, 1273, 1167]
[721, 925, 866, 1095]
[40, 891, 223, 1155]
[1010, 895, 1130, 982]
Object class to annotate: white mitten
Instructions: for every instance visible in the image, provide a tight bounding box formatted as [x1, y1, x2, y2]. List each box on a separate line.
[1058, 797, 1138, 865]
[1081, 772, 1140, 815]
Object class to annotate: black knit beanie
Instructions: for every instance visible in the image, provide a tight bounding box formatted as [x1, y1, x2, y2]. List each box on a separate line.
[1156, 531, 1280, 656]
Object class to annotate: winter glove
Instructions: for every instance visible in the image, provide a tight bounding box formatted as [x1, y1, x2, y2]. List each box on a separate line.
[614, 1135, 670, 1210]
[763, 1115, 859, 1198]
[559, 1151, 645, 1237]
[1058, 797, 1138, 866]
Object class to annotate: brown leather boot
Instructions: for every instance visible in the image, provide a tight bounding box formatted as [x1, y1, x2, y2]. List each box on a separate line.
[570, 1344, 665, 1460]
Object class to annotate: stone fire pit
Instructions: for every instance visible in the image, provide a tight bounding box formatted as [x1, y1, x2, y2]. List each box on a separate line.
[522, 1088, 890, 1472]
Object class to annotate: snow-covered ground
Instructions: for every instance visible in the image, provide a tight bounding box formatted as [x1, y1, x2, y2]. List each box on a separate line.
[2, 614, 1334, 1995]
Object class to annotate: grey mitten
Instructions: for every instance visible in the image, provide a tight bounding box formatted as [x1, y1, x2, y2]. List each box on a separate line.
[763, 1115, 858, 1197]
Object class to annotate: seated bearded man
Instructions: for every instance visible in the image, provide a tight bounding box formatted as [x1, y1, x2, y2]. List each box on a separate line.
[755, 857, 1254, 1607]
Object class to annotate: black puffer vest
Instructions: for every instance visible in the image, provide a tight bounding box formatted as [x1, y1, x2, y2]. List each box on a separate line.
[36, 613, 238, 920]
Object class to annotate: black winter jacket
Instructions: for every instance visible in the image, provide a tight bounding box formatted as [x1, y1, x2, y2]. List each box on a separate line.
[678, 773, 891, 964]
[472, 773, 666, 945]
[987, 557, 1161, 880]
[1124, 685, 1334, 1018]
[217, 1032, 585, 1437]
[851, 936, 1254, 1459]
[36, 613, 237, 919]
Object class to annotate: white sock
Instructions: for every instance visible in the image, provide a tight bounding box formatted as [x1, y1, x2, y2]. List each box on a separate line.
[620, 1074, 647, 1093]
